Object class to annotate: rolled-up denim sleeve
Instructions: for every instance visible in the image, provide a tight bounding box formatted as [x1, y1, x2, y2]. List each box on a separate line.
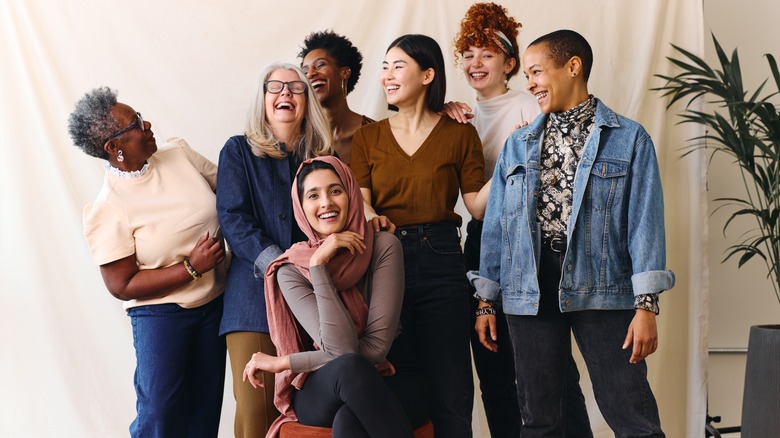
[467, 270, 501, 302]
[255, 245, 283, 278]
[627, 132, 675, 295]
[631, 270, 675, 296]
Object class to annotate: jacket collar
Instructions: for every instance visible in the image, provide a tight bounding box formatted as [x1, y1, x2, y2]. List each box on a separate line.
[519, 97, 620, 142]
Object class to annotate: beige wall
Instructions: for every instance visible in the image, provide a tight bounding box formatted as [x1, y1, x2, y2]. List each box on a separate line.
[704, 0, 780, 432]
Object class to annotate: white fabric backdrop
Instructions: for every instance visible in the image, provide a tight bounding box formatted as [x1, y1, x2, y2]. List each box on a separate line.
[0, 0, 705, 436]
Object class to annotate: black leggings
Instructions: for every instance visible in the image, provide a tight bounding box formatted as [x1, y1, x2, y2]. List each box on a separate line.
[292, 353, 414, 438]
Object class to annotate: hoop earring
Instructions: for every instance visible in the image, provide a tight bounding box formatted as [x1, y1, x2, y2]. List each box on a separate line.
[342, 77, 347, 97]
[117, 150, 124, 162]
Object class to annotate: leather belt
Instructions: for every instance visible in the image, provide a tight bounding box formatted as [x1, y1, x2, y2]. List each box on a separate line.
[542, 235, 567, 253]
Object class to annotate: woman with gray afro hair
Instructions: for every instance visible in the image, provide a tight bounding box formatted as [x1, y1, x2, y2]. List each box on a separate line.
[67, 86, 122, 159]
[68, 87, 228, 437]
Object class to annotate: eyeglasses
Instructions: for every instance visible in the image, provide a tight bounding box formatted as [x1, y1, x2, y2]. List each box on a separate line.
[104, 112, 145, 144]
[264, 80, 307, 94]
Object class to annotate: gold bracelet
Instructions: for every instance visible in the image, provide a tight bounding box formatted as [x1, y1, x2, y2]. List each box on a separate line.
[183, 258, 202, 281]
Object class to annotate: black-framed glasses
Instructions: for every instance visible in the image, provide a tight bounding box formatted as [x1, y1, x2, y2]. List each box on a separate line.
[103, 112, 144, 144]
[264, 80, 307, 94]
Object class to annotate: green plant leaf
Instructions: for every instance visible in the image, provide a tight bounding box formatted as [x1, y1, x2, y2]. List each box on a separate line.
[766, 54, 780, 94]
[658, 34, 780, 303]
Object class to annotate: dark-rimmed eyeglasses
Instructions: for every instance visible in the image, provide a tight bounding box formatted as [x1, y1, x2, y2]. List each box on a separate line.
[104, 112, 144, 144]
[264, 80, 307, 94]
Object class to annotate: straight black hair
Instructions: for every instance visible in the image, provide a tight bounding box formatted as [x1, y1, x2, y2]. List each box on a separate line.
[385, 34, 446, 113]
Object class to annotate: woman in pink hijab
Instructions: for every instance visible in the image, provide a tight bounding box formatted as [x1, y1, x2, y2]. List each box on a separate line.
[243, 156, 414, 438]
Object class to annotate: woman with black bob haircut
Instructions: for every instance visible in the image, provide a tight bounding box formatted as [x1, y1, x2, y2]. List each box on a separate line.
[350, 33, 489, 437]
[384, 34, 447, 113]
[299, 30, 373, 164]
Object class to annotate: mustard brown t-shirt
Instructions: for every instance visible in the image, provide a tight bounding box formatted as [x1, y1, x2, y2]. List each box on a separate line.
[350, 116, 485, 227]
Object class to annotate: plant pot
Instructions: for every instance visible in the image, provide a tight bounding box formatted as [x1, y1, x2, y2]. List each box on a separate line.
[741, 324, 780, 437]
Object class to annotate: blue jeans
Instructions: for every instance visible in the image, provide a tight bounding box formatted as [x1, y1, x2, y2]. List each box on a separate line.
[465, 219, 592, 438]
[391, 223, 474, 438]
[506, 246, 664, 438]
[127, 295, 226, 438]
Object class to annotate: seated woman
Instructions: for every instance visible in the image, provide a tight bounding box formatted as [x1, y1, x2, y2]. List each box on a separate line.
[67, 87, 227, 437]
[243, 156, 414, 438]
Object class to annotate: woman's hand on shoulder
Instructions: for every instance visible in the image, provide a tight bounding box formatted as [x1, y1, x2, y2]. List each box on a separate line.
[367, 215, 396, 233]
[188, 232, 225, 274]
[441, 101, 474, 124]
[513, 121, 531, 130]
[310, 231, 366, 267]
[243, 351, 290, 388]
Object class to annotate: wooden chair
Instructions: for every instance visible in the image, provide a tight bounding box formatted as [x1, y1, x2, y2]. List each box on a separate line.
[279, 419, 434, 438]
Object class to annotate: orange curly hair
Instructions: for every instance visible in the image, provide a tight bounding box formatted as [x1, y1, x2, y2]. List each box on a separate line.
[453, 2, 522, 79]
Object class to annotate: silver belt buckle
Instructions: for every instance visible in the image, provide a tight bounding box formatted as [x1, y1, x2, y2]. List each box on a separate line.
[549, 237, 566, 253]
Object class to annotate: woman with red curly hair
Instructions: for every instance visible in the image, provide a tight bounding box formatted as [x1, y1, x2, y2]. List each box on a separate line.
[446, 3, 592, 437]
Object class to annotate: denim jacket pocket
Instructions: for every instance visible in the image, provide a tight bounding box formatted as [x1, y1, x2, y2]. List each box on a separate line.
[585, 160, 630, 287]
[505, 164, 528, 216]
[504, 164, 531, 293]
[588, 160, 628, 212]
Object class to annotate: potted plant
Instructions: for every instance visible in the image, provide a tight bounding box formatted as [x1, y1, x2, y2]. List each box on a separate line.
[655, 35, 780, 436]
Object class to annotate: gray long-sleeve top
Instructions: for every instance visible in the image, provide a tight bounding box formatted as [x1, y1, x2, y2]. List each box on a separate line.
[276, 232, 404, 373]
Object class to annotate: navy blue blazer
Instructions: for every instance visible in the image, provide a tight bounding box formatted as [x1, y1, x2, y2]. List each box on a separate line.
[216, 135, 300, 334]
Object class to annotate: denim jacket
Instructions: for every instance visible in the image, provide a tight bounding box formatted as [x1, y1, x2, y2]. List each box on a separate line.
[216, 135, 299, 334]
[469, 99, 675, 315]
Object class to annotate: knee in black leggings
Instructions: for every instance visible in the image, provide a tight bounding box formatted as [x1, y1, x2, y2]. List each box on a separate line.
[330, 353, 378, 392]
[295, 353, 414, 437]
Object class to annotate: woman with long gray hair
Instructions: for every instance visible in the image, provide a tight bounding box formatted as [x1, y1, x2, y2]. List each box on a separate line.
[216, 62, 332, 437]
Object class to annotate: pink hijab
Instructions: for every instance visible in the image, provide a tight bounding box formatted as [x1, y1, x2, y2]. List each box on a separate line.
[264, 155, 374, 437]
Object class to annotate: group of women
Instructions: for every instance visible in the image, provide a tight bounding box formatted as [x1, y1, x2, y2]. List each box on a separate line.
[67, 3, 551, 437]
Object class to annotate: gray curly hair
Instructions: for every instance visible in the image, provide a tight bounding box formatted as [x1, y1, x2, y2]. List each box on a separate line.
[67, 87, 122, 159]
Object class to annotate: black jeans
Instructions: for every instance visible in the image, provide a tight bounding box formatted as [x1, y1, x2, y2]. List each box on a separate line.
[465, 219, 592, 438]
[293, 353, 413, 438]
[506, 245, 664, 438]
[465, 219, 523, 438]
[391, 223, 474, 438]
